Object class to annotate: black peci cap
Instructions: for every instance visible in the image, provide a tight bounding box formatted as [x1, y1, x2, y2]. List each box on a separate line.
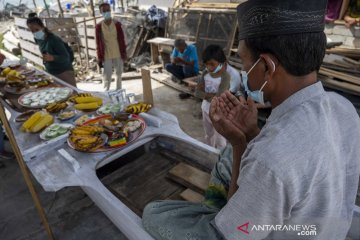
[237, 0, 328, 40]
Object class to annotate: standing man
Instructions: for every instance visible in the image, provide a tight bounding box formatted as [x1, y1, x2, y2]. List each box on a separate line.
[96, 2, 127, 91]
[166, 39, 199, 83]
[142, 1, 360, 240]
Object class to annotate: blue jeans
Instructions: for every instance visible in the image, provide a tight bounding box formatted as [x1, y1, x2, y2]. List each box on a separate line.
[165, 63, 196, 80]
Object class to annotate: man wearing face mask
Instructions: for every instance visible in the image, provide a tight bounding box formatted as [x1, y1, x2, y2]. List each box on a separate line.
[142, 1, 360, 240]
[95, 2, 127, 91]
[209, 0, 360, 239]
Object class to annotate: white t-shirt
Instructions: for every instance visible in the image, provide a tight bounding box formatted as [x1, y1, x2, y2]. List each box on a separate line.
[201, 73, 221, 114]
[227, 64, 244, 96]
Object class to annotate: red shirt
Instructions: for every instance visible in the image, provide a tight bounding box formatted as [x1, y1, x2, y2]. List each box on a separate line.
[95, 20, 127, 63]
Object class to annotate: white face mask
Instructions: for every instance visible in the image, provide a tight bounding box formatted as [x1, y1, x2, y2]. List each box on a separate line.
[240, 58, 275, 105]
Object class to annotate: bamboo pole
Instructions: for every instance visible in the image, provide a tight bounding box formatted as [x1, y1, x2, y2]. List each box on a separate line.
[0, 102, 55, 240]
[56, 0, 64, 17]
[89, 0, 95, 18]
[43, 0, 50, 17]
[32, 0, 37, 10]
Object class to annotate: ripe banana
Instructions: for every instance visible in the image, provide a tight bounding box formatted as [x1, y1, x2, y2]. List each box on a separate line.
[125, 103, 152, 114]
[46, 102, 67, 113]
[74, 97, 103, 105]
[69, 93, 93, 102]
[74, 102, 101, 111]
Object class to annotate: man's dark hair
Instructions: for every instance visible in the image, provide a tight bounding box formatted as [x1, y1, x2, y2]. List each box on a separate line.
[99, 2, 110, 11]
[245, 32, 326, 76]
[202, 44, 227, 64]
[174, 39, 186, 48]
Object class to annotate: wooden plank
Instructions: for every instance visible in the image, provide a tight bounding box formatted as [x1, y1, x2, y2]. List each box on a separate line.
[17, 29, 36, 43]
[14, 17, 28, 29]
[101, 150, 181, 214]
[122, 71, 142, 80]
[168, 163, 211, 194]
[141, 68, 154, 105]
[80, 38, 96, 49]
[77, 27, 95, 37]
[320, 76, 360, 95]
[151, 72, 196, 96]
[186, 3, 239, 9]
[19, 39, 42, 56]
[21, 50, 44, 67]
[180, 189, 204, 203]
[147, 37, 195, 46]
[319, 67, 360, 86]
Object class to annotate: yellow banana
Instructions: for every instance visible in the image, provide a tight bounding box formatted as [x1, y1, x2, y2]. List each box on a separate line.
[74, 102, 100, 111]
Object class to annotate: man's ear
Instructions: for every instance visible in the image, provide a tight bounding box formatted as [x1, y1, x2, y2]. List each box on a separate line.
[260, 54, 277, 80]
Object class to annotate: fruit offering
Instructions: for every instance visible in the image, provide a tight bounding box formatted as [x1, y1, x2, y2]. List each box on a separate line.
[46, 102, 68, 113]
[69, 93, 93, 103]
[68, 125, 105, 152]
[125, 102, 152, 114]
[19, 87, 72, 108]
[40, 123, 72, 140]
[21, 111, 54, 133]
[74, 96, 103, 111]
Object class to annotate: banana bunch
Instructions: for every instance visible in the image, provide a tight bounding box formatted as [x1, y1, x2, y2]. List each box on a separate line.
[70, 125, 104, 136]
[1, 67, 11, 76]
[21, 111, 54, 133]
[69, 125, 105, 151]
[74, 96, 103, 111]
[69, 93, 93, 103]
[6, 69, 25, 81]
[69, 135, 104, 152]
[125, 102, 152, 114]
[45, 102, 68, 113]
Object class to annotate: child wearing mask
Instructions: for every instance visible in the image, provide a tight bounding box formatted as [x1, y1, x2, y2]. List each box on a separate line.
[195, 45, 230, 149]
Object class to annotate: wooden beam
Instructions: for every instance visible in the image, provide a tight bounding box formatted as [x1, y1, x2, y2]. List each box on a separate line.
[0, 103, 55, 240]
[43, 0, 50, 17]
[141, 68, 154, 106]
[56, 0, 64, 17]
[319, 67, 360, 86]
[180, 189, 204, 203]
[186, 3, 239, 9]
[168, 163, 211, 194]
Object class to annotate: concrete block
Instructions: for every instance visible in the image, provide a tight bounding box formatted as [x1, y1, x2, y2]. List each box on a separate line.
[333, 25, 355, 36]
[327, 34, 346, 43]
[325, 24, 334, 34]
[344, 36, 360, 48]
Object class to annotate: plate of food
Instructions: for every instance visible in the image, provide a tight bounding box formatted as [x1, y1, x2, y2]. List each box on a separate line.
[57, 110, 77, 121]
[96, 103, 121, 115]
[18, 87, 73, 108]
[68, 125, 107, 152]
[74, 114, 96, 126]
[40, 123, 73, 141]
[68, 114, 146, 152]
